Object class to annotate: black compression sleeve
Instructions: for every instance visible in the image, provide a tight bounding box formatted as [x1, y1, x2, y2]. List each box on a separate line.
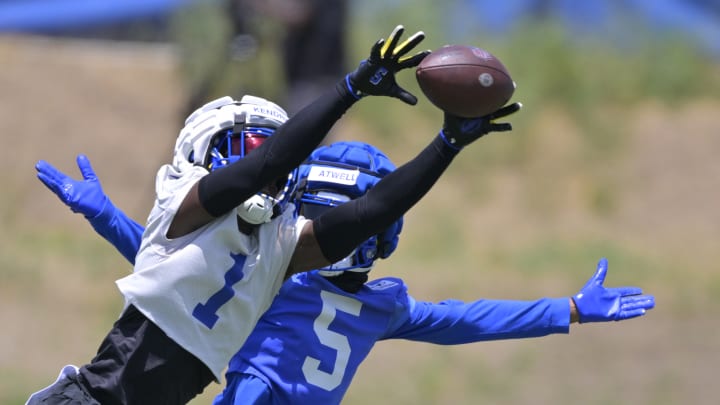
[198, 82, 358, 216]
[313, 134, 459, 262]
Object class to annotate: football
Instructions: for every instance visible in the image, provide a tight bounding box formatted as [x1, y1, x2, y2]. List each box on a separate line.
[416, 45, 515, 118]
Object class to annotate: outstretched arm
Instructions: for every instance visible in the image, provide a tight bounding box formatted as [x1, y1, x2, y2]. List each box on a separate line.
[35, 155, 143, 264]
[391, 296, 572, 344]
[386, 258, 655, 343]
[170, 25, 429, 237]
[289, 102, 522, 273]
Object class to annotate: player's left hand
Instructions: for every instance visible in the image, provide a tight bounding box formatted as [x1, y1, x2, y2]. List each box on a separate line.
[441, 102, 522, 149]
[346, 25, 430, 105]
[36, 154, 108, 218]
[573, 258, 655, 323]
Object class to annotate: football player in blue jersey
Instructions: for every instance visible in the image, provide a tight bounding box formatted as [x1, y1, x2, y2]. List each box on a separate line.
[27, 24, 525, 405]
[35, 141, 654, 405]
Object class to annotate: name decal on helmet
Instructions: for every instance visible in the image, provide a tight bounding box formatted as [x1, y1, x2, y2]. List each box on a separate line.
[307, 166, 359, 186]
[252, 106, 287, 121]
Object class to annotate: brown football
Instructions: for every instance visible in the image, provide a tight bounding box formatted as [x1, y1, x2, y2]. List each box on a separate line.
[416, 45, 515, 117]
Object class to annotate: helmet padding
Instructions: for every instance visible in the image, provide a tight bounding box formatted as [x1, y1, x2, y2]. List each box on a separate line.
[295, 141, 404, 272]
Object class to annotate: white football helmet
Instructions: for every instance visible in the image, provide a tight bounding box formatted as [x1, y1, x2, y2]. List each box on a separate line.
[172, 95, 294, 224]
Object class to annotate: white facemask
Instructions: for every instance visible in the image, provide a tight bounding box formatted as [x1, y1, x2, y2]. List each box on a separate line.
[237, 194, 276, 225]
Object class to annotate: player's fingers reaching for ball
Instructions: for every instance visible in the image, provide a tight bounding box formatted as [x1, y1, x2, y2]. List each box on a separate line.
[394, 31, 426, 59]
[378, 25, 427, 67]
[487, 102, 522, 121]
[440, 101, 522, 148]
[485, 102, 523, 132]
[368, 39, 384, 61]
[397, 50, 430, 70]
[346, 24, 428, 105]
[380, 25, 404, 57]
[488, 122, 512, 133]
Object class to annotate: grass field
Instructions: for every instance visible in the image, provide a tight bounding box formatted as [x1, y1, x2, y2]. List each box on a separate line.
[1, 33, 719, 405]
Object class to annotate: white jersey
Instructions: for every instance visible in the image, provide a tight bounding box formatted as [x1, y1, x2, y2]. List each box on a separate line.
[115, 164, 308, 381]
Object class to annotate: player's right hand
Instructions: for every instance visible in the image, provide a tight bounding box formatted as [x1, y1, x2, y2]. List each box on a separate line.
[346, 25, 430, 105]
[36, 154, 108, 218]
[441, 102, 522, 149]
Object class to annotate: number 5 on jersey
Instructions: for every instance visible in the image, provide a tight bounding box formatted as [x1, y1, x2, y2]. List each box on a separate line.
[302, 291, 362, 391]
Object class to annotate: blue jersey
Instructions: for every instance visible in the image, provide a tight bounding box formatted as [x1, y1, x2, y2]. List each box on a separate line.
[86, 202, 571, 405]
[225, 271, 570, 404]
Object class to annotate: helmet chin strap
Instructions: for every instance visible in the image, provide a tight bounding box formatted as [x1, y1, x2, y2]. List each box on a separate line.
[317, 256, 354, 277]
[237, 194, 276, 225]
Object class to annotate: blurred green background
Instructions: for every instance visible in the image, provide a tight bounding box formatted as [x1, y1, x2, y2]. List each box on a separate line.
[1, 1, 719, 404]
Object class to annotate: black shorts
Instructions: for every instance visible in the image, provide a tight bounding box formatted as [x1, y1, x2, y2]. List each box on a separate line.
[26, 366, 100, 405]
[77, 305, 215, 405]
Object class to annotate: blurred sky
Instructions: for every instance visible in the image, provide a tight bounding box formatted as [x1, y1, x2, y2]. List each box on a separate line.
[0, 0, 192, 33]
[1, 0, 719, 59]
[447, 0, 720, 57]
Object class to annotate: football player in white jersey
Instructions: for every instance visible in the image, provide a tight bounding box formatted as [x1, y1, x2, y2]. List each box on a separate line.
[27, 24, 525, 405]
[26, 24, 427, 405]
[35, 141, 654, 405]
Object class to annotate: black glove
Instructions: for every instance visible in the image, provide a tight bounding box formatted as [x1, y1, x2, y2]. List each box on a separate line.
[441, 102, 523, 149]
[346, 25, 430, 105]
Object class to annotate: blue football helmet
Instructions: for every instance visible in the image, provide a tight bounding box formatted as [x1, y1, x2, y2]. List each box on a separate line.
[175, 95, 297, 224]
[294, 141, 404, 273]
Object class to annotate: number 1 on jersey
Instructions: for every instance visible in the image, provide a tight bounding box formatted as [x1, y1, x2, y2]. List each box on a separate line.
[193, 253, 247, 329]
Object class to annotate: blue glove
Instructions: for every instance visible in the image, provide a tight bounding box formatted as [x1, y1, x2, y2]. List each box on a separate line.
[441, 102, 522, 150]
[573, 258, 655, 323]
[36, 154, 108, 218]
[346, 25, 430, 105]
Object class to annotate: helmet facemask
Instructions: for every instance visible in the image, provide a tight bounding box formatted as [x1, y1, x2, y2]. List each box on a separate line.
[207, 123, 296, 225]
[206, 125, 274, 171]
[179, 95, 294, 225]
